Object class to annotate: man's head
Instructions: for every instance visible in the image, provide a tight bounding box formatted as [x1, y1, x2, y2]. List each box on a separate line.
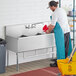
[48, 1, 58, 12]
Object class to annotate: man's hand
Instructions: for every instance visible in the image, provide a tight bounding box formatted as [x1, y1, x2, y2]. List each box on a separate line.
[47, 24, 55, 33]
[43, 24, 55, 34]
[45, 30, 50, 34]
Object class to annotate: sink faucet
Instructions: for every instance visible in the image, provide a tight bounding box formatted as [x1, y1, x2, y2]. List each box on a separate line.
[31, 24, 36, 28]
[25, 24, 30, 29]
[25, 24, 36, 29]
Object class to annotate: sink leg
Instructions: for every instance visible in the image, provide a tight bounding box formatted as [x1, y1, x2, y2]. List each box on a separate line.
[23, 52, 24, 58]
[52, 47, 54, 59]
[7, 50, 9, 67]
[16, 53, 19, 71]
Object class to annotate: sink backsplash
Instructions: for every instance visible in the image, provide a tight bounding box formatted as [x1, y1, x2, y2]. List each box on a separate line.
[6, 21, 51, 38]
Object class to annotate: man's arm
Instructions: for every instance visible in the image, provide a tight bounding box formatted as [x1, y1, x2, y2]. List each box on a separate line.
[46, 24, 55, 34]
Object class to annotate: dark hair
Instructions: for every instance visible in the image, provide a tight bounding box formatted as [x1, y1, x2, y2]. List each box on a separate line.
[49, 1, 58, 7]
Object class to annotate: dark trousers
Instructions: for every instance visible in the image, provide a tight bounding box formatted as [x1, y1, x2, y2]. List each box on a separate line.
[64, 32, 70, 58]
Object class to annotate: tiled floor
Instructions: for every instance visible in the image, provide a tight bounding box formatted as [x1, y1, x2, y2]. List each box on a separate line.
[0, 58, 52, 76]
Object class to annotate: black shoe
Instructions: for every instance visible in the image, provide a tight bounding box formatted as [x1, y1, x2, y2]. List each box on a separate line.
[50, 62, 57, 67]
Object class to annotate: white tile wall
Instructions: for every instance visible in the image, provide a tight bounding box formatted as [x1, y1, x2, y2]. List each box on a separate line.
[6, 48, 56, 66]
[0, 26, 5, 39]
[24, 51, 36, 57]
[36, 49, 48, 55]
[0, 0, 51, 26]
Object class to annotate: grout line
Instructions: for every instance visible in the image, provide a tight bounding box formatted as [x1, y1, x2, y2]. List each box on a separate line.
[41, 68, 57, 76]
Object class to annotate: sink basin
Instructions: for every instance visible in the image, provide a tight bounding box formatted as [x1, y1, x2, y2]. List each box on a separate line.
[36, 33, 42, 35]
[20, 35, 28, 37]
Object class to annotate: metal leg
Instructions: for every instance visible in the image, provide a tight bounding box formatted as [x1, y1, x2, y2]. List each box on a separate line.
[35, 50, 36, 55]
[16, 53, 19, 71]
[52, 47, 54, 59]
[23, 52, 25, 58]
[7, 50, 9, 67]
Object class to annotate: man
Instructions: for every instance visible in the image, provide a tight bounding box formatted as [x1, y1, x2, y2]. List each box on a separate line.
[46, 1, 72, 67]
